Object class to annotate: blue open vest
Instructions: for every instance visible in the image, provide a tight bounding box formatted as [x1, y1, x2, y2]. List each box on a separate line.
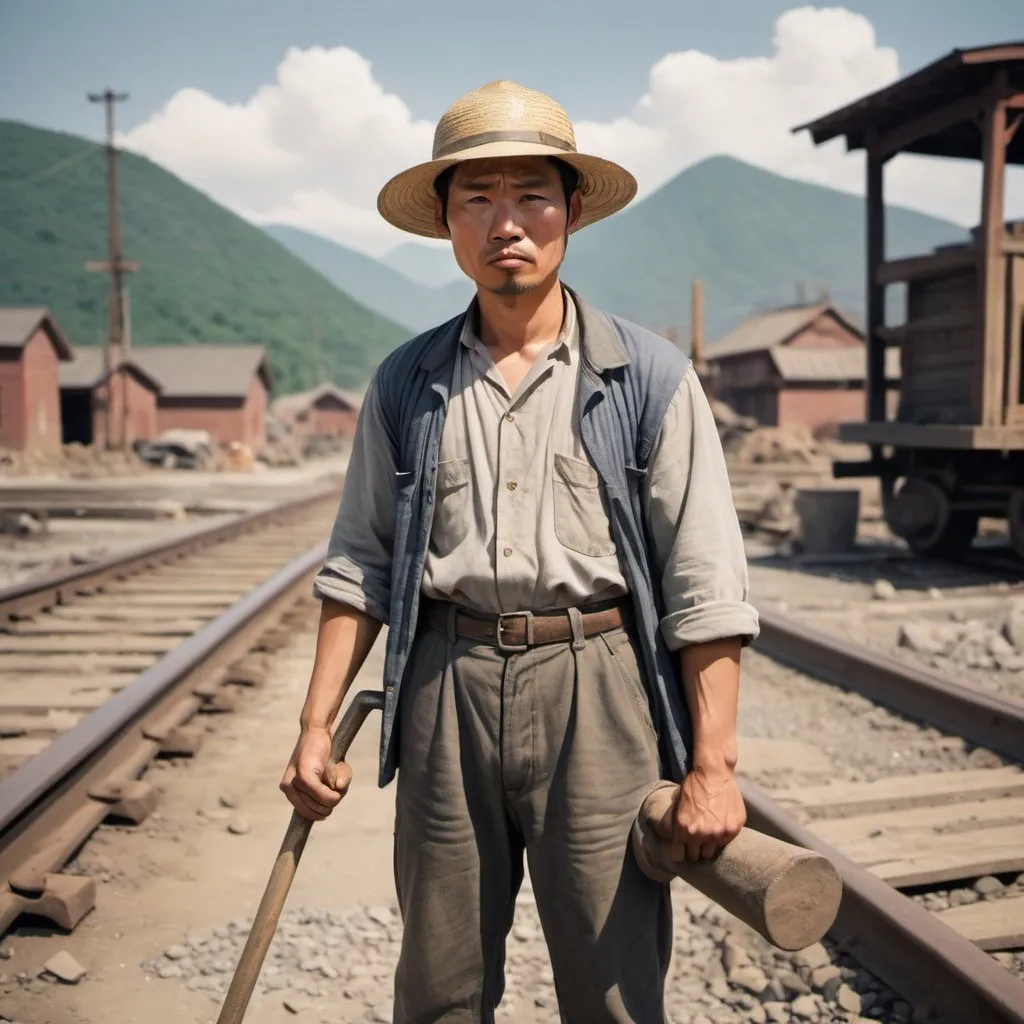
[372, 287, 693, 787]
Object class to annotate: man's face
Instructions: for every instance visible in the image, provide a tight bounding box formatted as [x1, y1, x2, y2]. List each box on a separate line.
[436, 156, 582, 297]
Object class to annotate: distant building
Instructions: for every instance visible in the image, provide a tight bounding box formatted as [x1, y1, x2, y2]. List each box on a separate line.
[271, 382, 361, 441]
[704, 303, 899, 432]
[59, 348, 161, 449]
[0, 307, 73, 452]
[132, 344, 273, 450]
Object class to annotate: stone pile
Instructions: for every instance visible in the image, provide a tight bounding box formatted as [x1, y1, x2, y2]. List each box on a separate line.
[897, 601, 1024, 673]
[142, 887, 900, 1023]
[0, 442, 146, 479]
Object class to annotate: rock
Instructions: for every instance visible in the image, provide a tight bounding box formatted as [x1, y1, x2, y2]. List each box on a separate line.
[746, 1005, 767, 1024]
[759, 976, 786, 1003]
[872, 579, 896, 600]
[0, 946, 12, 961]
[164, 944, 189, 961]
[974, 875, 1003, 896]
[949, 888, 979, 907]
[730, 965, 769, 995]
[928, 587, 942, 599]
[777, 970, 810, 997]
[282, 994, 307, 1014]
[763, 1004, 790, 1024]
[790, 994, 819, 1019]
[368, 906, 395, 926]
[722, 938, 751, 972]
[893, 1000, 913, 1018]
[42, 952, 86, 984]
[218, 793, 239, 809]
[227, 817, 250, 835]
[898, 622, 942, 654]
[156, 962, 183, 979]
[822, 975, 843, 1002]
[371, 1002, 393, 1022]
[836, 984, 862, 1014]
[810, 963, 840, 990]
[1005, 602, 1024, 650]
[795, 943, 831, 970]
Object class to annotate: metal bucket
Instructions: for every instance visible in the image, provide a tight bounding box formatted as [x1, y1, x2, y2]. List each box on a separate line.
[794, 488, 860, 555]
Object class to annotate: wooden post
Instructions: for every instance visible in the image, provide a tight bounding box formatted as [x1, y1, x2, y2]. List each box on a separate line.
[691, 279, 705, 372]
[977, 97, 1008, 427]
[865, 137, 886, 425]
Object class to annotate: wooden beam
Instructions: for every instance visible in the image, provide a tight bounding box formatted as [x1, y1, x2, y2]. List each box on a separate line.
[876, 310, 977, 345]
[876, 246, 977, 286]
[878, 89, 990, 158]
[837, 421, 1024, 450]
[865, 139, 886, 424]
[977, 98, 1009, 427]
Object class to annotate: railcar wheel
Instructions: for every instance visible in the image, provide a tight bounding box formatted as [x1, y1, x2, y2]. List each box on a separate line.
[1009, 489, 1024, 560]
[884, 477, 978, 558]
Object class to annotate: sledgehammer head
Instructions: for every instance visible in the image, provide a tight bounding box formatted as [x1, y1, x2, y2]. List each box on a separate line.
[632, 782, 842, 951]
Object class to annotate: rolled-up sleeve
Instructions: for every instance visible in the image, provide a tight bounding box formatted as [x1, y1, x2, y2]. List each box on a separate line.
[312, 372, 396, 623]
[643, 363, 759, 649]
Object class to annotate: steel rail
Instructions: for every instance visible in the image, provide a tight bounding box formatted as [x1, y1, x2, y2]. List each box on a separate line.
[755, 607, 1024, 762]
[741, 781, 1024, 1023]
[0, 485, 337, 620]
[0, 543, 326, 835]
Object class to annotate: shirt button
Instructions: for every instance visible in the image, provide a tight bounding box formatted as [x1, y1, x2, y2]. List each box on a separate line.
[506, 481, 517, 491]
[503, 546, 513, 557]
[506, 413, 515, 423]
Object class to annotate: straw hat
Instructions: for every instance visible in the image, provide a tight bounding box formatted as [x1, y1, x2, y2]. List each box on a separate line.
[376, 80, 638, 238]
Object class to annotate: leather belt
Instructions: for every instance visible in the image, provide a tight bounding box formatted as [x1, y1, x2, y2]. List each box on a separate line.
[422, 598, 631, 653]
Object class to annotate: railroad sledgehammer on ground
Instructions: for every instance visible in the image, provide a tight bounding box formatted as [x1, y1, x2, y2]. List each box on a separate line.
[216, 690, 843, 1023]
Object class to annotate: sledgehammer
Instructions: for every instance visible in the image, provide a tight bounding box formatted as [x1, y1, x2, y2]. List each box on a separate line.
[215, 690, 386, 1024]
[631, 780, 842, 950]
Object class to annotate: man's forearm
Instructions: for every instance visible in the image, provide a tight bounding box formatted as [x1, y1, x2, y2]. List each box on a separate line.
[299, 599, 384, 732]
[680, 637, 742, 773]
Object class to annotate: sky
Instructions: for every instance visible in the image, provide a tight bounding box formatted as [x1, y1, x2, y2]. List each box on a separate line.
[1, 1, 1022, 256]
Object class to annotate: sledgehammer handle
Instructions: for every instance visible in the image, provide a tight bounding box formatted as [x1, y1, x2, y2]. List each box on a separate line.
[216, 690, 385, 1024]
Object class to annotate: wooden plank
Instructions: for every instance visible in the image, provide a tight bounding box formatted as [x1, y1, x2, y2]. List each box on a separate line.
[837, 421, 1024, 450]
[877, 311, 976, 344]
[105, 580, 251, 594]
[7, 618, 205, 636]
[877, 246, 977, 286]
[933, 895, 1024, 951]
[0, 710, 81, 736]
[0, 736, 51, 758]
[865, 142, 886, 424]
[0, 654, 157, 673]
[738, 737, 835, 776]
[814, 797, 1024, 845]
[0, 675, 133, 713]
[0, 634, 177, 654]
[853, 825, 1024, 887]
[59, 594, 234, 610]
[772, 767, 1024, 816]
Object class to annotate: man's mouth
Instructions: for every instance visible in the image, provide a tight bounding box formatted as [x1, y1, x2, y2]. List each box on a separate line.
[489, 251, 531, 269]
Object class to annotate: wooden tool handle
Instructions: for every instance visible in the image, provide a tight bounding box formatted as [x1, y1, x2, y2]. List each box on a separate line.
[216, 690, 385, 1024]
[632, 782, 842, 951]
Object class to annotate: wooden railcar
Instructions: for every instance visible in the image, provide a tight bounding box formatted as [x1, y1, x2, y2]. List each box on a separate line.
[797, 43, 1024, 558]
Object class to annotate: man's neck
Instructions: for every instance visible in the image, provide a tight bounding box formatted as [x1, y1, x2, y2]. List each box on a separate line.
[476, 275, 565, 357]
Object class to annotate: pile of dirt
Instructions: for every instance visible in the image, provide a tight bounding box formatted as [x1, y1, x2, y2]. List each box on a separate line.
[0, 443, 148, 479]
[732, 427, 829, 466]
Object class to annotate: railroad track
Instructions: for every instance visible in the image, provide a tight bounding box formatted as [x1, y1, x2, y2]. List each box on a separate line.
[1, 482, 1023, 1021]
[0, 488, 338, 936]
[750, 610, 1024, 1023]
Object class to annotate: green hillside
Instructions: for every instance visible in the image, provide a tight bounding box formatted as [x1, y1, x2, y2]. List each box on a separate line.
[0, 121, 408, 392]
[267, 156, 967, 346]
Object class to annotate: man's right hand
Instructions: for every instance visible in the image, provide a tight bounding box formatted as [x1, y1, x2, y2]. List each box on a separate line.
[279, 727, 353, 821]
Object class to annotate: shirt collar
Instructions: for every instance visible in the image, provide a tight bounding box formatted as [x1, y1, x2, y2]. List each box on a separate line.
[460, 287, 578, 364]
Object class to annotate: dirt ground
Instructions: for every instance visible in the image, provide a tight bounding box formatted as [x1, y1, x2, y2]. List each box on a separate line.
[0, 617, 396, 1024]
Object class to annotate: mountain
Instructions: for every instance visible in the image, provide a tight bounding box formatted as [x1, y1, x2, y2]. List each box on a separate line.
[265, 156, 966, 348]
[561, 156, 966, 339]
[263, 224, 472, 332]
[380, 242, 462, 288]
[0, 121, 408, 393]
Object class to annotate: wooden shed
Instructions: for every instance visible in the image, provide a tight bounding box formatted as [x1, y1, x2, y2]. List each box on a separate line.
[58, 348, 161, 449]
[271, 383, 361, 440]
[132, 345, 272, 450]
[705, 304, 899, 432]
[0, 307, 73, 452]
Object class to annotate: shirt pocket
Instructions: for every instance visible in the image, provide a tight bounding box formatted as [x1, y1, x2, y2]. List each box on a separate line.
[552, 453, 616, 557]
[431, 457, 472, 555]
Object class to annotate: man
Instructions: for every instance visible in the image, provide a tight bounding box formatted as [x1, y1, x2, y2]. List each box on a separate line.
[280, 80, 759, 1023]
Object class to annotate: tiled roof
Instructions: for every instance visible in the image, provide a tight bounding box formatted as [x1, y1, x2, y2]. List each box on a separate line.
[0, 306, 73, 359]
[706, 304, 862, 361]
[132, 344, 271, 399]
[770, 345, 901, 382]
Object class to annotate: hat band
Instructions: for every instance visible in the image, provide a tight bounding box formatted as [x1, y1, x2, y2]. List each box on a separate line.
[434, 129, 575, 159]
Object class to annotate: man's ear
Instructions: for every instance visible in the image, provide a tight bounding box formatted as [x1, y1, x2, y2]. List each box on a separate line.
[567, 189, 583, 233]
[433, 197, 450, 239]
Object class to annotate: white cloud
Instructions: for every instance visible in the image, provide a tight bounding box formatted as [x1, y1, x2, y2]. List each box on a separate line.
[120, 8, 1023, 257]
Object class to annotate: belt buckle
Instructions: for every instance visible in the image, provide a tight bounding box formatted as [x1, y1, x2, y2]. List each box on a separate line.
[496, 611, 533, 653]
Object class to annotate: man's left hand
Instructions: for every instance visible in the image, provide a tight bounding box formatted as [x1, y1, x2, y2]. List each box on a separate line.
[671, 764, 746, 862]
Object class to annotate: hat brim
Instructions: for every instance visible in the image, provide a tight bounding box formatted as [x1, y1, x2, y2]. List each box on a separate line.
[376, 140, 638, 239]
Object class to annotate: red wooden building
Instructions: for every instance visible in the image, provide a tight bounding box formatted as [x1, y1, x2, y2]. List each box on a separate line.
[132, 345, 272, 450]
[0, 307, 73, 452]
[271, 383, 361, 440]
[59, 348, 161, 449]
[704, 303, 899, 432]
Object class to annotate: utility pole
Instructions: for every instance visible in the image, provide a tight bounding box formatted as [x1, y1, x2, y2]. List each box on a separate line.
[86, 88, 138, 451]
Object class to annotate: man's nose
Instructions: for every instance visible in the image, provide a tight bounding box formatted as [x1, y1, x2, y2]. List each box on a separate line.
[489, 201, 525, 241]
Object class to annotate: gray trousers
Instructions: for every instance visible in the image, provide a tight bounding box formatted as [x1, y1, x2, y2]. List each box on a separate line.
[392, 613, 672, 1023]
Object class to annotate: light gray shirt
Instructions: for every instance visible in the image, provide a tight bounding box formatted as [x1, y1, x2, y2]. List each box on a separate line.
[315, 293, 759, 650]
